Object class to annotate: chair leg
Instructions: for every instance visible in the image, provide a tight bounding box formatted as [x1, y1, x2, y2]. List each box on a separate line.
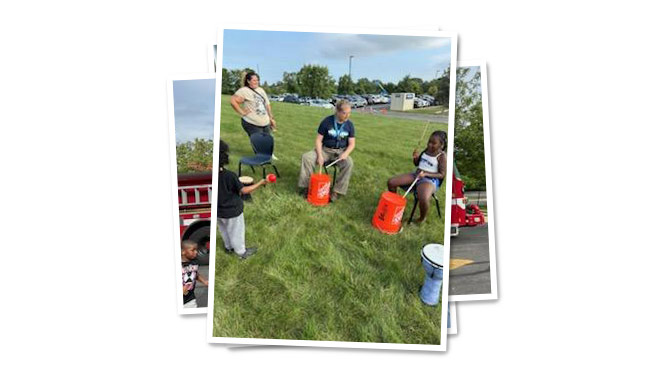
[250, 166, 255, 174]
[262, 167, 266, 180]
[435, 196, 442, 218]
[272, 164, 280, 177]
[238, 162, 242, 176]
[408, 196, 419, 224]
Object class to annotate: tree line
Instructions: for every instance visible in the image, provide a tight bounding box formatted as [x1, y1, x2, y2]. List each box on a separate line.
[453, 67, 485, 191]
[176, 138, 213, 173]
[221, 65, 451, 106]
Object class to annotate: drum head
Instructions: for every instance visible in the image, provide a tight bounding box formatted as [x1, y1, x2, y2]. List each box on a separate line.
[421, 243, 444, 268]
[238, 176, 254, 184]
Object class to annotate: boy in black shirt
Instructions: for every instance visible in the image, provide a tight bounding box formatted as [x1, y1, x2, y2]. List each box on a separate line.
[217, 140, 266, 259]
[182, 240, 208, 308]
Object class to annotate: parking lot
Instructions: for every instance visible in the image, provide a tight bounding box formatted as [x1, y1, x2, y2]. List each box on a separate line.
[449, 224, 492, 296]
[355, 103, 448, 123]
[273, 94, 449, 124]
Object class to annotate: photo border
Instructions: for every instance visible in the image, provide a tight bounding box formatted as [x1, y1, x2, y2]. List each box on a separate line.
[207, 24, 457, 351]
[448, 61, 498, 302]
[167, 73, 216, 315]
[448, 302, 458, 335]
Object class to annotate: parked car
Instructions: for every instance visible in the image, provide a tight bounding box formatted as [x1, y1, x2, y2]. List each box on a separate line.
[308, 99, 334, 109]
[364, 94, 380, 105]
[414, 98, 430, 108]
[283, 95, 299, 104]
[421, 94, 436, 105]
[350, 95, 367, 107]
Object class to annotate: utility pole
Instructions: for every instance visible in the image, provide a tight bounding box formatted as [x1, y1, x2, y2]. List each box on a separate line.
[349, 55, 354, 81]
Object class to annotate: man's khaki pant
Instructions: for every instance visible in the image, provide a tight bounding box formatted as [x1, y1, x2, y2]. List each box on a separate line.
[298, 147, 354, 195]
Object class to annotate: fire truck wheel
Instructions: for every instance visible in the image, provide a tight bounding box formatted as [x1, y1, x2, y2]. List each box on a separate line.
[187, 225, 210, 265]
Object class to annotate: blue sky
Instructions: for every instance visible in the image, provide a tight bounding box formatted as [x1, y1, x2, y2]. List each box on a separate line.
[220, 30, 451, 85]
[173, 78, 215, 143]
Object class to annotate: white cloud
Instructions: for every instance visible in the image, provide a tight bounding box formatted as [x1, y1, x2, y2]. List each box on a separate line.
[314, 33, 450, 59]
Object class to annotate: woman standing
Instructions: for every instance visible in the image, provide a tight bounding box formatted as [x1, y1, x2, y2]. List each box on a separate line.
[230, 71, 277, 137]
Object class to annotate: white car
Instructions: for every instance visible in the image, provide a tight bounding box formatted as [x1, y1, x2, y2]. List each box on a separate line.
[308, 99, 334, 109]
[414, 98, 430, 108]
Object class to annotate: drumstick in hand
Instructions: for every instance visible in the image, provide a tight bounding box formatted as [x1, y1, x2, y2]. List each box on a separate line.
[416, 121, 430, 150]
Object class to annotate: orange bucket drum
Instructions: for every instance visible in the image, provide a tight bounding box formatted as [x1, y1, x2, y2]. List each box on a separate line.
[372, 191, 407, 234]
[307, 172, 331, 206]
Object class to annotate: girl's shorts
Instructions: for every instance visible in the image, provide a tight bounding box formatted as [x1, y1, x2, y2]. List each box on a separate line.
[412, 172, 441, 191]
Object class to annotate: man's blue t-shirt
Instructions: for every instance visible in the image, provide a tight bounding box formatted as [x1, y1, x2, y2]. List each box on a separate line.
[317, 115, 355, 149]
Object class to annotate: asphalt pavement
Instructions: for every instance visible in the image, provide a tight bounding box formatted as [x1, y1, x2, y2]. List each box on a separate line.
[194, 265, 209, 308]
[449, 224, 492, 296]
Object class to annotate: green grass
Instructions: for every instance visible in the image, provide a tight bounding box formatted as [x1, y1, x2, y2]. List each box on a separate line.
[409, 105, 447, 115]
[214, 95, 447, 344]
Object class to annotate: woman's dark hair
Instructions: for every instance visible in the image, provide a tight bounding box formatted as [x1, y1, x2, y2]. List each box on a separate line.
[431, 130, 447, 152]
[243, 71, 259, 87]
[219, 140, 230, 166]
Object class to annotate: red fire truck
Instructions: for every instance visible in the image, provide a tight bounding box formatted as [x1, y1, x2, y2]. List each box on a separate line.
[450, 164, 486, 237]
[178, 172, 212, 264]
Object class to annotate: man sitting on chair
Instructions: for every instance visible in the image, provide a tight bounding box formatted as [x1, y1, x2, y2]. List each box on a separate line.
[298, 100, 355, 202]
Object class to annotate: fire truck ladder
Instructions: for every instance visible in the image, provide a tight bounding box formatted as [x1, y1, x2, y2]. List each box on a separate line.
[179, 184, 212, 207]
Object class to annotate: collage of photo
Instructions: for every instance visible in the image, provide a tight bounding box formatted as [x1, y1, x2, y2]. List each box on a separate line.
[167, 25, 496, 351]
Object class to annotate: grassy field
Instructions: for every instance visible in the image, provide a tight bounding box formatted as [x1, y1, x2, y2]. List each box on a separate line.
[213, 95, 447, 344]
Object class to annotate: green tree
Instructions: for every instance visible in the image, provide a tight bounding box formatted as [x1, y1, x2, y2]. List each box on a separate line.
[354, 78, 377, 95]
[435, 67, 451, 106]
[221, 68, 251, 94]
[221, 68, 234, 94]
[384, 82, 397, 94]
[396, 75, 423, 95]
[453, 67, 485, 190]
[176, 138, 214, 173]
[282, 72, 299, 94]
[427, 85, 438, 96]
[296, 64, 336, 98]
[337, 74, 354, 94]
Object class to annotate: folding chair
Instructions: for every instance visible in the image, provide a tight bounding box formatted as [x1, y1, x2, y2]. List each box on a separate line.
[401, 183, 442, 224]
[238, 133, 280, 179]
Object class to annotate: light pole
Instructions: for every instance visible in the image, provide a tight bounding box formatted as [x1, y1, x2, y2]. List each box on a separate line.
[435, 69, 440, 79]
[349, 55, 354, 81]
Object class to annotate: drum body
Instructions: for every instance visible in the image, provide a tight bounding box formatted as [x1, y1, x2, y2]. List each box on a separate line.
[238, 176, 254, 201]
[307, 173, 331, 206]
[419, 243, 445, 306]
[372, 191, 407, 234]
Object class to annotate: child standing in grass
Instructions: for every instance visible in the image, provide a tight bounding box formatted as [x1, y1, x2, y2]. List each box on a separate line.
[217, 140, 266, 259]
[182, 240, 208, 308]
[387, 130, 447, 224]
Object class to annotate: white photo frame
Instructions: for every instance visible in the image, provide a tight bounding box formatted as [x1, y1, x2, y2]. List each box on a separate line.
[167, 74, 216, 315]
[207, 44, 217, 75]
[208, 24, 457, 351]
[448, 61, 498, 301]
[448, 301, 457, 335]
